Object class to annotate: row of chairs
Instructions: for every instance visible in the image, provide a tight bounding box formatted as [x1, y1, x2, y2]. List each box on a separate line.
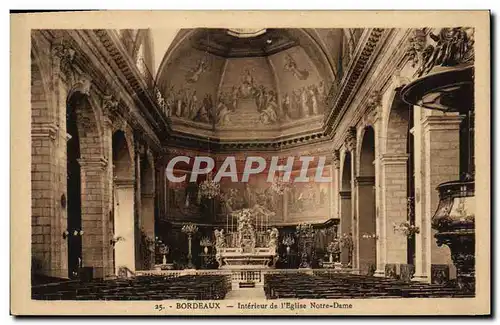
[264, 272, 468, 299]
[32, 274, 231, 301]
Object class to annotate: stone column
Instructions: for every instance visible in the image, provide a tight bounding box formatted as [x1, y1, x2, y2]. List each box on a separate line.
[381, 154, 409, 267]
[78, 156, 110, 279]
[141, 193, 155, 239]
[332, 150, 341, 219]
[355, 176, 376, 275]
[338, 190, 352, 265]
[113, 178, 136, 274]
[344, 127, 358, 270]
[413, 111, 462, 282]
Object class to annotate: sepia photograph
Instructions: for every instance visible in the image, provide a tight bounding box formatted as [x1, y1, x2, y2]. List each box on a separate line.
[10, 10, 491, 316]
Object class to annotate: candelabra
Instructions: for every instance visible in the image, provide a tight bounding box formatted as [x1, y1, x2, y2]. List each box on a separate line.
[282, 235, 295, 254]
[296, 223, 314, 268]
[199, 237, 213, 254]
[182, 223, 199, 269]
[197, 173, 221, 200]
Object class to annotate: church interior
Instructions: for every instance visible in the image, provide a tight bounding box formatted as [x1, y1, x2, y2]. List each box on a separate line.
[30, 27, 475, 300]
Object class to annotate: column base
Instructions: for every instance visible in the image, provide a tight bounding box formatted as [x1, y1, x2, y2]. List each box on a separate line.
[374, 269, 385, 277]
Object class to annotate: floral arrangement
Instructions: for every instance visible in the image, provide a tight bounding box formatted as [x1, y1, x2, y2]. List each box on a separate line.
[393, 221, 420, 237]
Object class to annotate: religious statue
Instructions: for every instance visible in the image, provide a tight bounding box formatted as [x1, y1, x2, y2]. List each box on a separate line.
[267, 227, 279, 251]
[214, 229, 226, 249]
[415, 27, 474, 77]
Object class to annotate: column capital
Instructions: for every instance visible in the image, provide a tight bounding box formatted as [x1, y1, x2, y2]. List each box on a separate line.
[78, 156, 108, 170]
[422, 114, 463, 131]
[102, 94, 120, 120]
[380, 154, 408, 165]
[31, 122, 58, 141]
[114, 178, 135, 188]
[344, 126, 357, 152]
[332, 150, 341, 170]
[355, 176, 375, 186]
[339, 190, 352, 199]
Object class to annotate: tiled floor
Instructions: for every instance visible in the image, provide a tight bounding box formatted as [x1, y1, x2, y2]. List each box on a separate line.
[225, 287, 266, 300]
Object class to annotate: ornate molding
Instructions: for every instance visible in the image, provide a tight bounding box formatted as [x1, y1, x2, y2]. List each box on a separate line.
[78, 156, 108, 170]
[102, 94, 120, 120]
[332, 150, 341, 170]
[355, 176, 375, 186]
[325, 28, 386, 132]
[339, 190, 352, 199]
[392, 69, 412, 89]
[69, 73, 92, 97]
[366, 90, 382, 113]
[31, 122, 59, 141]
[51, 42, 76, 79]
[344, 126, 357, 152]
[407, 28, 427, 69]
[75, 110, 93, 131]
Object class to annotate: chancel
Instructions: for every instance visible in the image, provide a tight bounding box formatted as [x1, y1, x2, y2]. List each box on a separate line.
[30, 27, 476, 300]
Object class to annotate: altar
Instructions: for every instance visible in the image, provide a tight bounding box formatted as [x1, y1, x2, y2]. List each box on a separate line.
[214, 205, 278, 269]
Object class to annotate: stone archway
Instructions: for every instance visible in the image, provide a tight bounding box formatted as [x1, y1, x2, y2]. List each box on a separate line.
[66, 91, 108, 279]
[112, 130, 136, 274]
[357, 126, 377, 275]
[339, 151, 353, 266]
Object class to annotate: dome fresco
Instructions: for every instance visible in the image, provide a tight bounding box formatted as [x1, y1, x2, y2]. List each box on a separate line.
[154, 28, 350, 140]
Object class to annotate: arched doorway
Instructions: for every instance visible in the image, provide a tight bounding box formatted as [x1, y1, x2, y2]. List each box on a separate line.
[112, 130, 136, 274]
[357, 126, 376, 275]
[66, 97, 82, 279]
